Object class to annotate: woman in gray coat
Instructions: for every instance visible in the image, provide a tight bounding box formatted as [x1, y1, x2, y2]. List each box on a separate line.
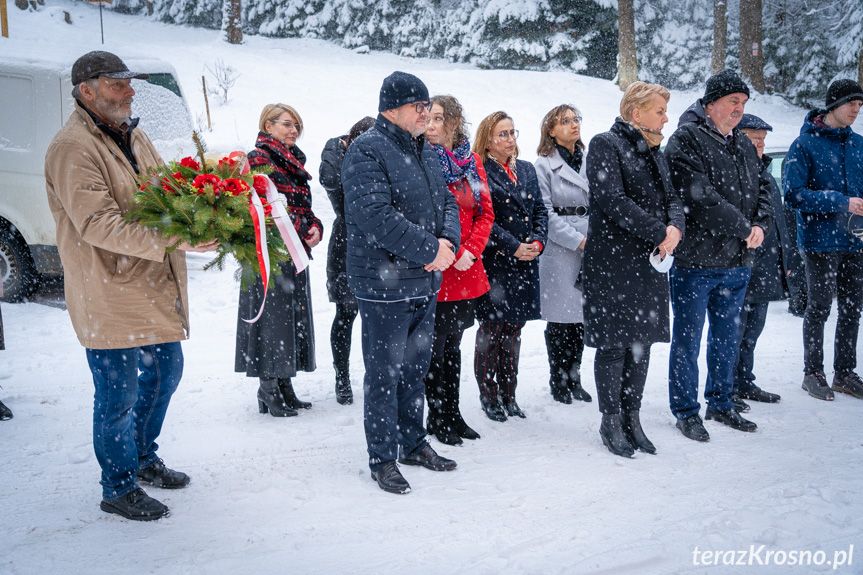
[535, 104, 592, 405]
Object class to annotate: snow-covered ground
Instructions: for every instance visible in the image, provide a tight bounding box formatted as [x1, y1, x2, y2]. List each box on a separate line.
[1, 3, 862, 574]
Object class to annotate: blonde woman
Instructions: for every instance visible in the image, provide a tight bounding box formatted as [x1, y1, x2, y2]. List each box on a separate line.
[235, 104, 321, 417]
[582, 83, 684, 457]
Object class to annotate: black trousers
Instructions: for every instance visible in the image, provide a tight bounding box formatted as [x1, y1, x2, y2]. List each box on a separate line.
[802, 251, 863, 375]
[733, 301, 769, 393]
[594, 345, 651, 415]
[330, 299, 358, 374]
[425, 299, 476, 427]
[545, 322, 584, 385]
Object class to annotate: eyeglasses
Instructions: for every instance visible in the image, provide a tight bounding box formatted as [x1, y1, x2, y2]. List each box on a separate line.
[414, 102, 432, 113]
[271, 120, 300, 131]
[495, 129, 519, 141]
[559, 116, 582, 126]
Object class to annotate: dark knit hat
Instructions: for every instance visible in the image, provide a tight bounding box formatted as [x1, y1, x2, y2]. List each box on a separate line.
[378, 71, 429, 112]
[71, 51, 148, 86]
[737, 113, 773, 132]
[703, 69, 750, 106]
[825, 79, 863, 112]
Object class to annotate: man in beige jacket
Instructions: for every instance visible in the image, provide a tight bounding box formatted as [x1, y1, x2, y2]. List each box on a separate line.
[45, 51, 215, 521]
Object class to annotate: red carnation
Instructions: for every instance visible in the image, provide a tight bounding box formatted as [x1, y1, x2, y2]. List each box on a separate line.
[223, 178, 251, 196]
[192, 173, 223, 195]
[179, 157, 202, 171]
[252, 174, 271, 197]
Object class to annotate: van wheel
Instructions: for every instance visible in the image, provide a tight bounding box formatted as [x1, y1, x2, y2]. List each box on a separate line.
[0, 228, 39, 302]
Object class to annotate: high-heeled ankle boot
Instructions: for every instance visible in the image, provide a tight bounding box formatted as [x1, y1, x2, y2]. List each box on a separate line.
[599, 413, 634, 458]
[335, 363, 353, 405]
[258, 378, 298, 417]
[279, 378, 312, 410]
[621, 409, 656, 454]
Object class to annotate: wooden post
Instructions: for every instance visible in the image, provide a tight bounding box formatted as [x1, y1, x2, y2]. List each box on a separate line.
[202, 75, 212, 131]
[1, 0, 9, 38]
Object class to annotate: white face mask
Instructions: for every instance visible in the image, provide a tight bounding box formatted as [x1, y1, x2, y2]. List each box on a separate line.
[650, 247, 675, 273]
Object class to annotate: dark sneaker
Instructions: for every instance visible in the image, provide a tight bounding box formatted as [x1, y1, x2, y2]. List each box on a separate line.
[371, 461, 411, 494]
[705, 408, 757, 432]
[100, 487, 169, 521]
[731, 393, 751, 413]
[676, 414, 710, 442]
[136, 459, 191, 489]
[398, 443, 457, 471]
[739, 385, 781, 403]
[832, 372, 863, 399]
[0, 399, 12, 421]
[802, 372, 834, 401]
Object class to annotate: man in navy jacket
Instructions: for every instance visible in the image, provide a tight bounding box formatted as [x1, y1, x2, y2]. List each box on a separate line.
[784, 79, 863, 401]
[342, 71, 461, 494]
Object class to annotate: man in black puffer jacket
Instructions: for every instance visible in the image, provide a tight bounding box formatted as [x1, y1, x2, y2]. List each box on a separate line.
[665, 69, 774, 442]
[342, 71, 461, 495]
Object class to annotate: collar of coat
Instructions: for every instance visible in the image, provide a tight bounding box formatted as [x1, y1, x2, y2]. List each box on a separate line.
[375, 114, 427, 158]
[73, 100, 142, 178]
[801, 109, 855, 140]
[545, 148, 588, 189]
[254, 132, 311, 182]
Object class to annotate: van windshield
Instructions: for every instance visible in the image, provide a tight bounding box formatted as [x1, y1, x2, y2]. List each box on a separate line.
[142, 73, 183, 99]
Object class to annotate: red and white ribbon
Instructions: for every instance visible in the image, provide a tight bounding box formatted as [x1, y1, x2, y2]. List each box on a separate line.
[262, 176, 309, 274]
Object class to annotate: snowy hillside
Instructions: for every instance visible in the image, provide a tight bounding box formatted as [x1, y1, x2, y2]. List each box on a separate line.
[1, 2, 861, 574]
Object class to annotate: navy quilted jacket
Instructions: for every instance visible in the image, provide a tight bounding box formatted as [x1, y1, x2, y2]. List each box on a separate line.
[342, 115, 460, 301]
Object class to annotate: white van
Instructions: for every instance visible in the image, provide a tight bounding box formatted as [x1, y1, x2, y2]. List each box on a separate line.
[0, 49, 194, 301]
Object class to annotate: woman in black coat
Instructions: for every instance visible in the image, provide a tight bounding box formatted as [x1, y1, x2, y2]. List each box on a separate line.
[472, 111, 549, 421]
[583, 82, 685, 457]
[235, 104, 322, 417]
[319, 116, 374, 406]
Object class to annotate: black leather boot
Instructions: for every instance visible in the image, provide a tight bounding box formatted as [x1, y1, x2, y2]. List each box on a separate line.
[279, 378, 312, 410]
[545, 331, 573, 404]
[0, 399, 12, 421]
[425, 358, 462, 445]
[448, 357, 480, 439]
[599, 413, 634, 458]
[567, 325, 592, 402]
[335, 363, 353, 405]
[258, 378, 298, 417]
[481, 398, 507, 422]
[621, 410, 656, 454]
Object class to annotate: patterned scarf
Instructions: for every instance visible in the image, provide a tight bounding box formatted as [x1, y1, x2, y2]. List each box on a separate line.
[432, 139, 484, 208]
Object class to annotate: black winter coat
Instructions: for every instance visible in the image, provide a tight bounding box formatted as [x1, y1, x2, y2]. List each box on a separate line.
[583, 119, 686, 349]
[342, 115, 460, 302]
[476, 159, 549, 323]
[319, 135, 354, 304]
[746, 155, 794, 303]
[665, 101, 773, 269]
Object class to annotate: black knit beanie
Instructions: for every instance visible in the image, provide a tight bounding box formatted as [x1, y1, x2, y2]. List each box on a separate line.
[703, 69, 751, 106]
[825, 79, 863, 112]
[378, 71, 429, 112]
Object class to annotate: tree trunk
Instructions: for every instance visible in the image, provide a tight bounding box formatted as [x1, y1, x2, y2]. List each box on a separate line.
[223, 0, 242, 45]
[711, 0, 727, 74]
[739, 0, 765, 92]
[618, 0, 637, 91]
[858, 37, 863, 86]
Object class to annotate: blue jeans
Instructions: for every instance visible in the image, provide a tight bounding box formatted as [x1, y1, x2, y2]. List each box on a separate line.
[86, 343, 184, 499]
[668, 267, 750, 419]
[358, 297, 435, 472]
[734, 301, 769, 393]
